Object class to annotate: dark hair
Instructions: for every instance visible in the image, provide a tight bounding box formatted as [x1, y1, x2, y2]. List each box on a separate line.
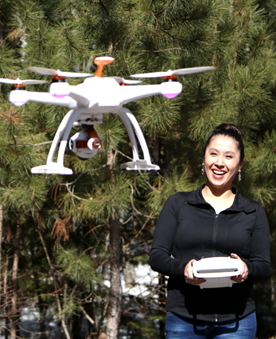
[203, 123, 244, 164]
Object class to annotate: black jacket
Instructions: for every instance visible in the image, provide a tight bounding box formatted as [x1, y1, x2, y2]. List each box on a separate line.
[149, 186, 272, 323]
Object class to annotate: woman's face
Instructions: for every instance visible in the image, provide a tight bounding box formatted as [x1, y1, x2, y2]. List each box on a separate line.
[203, 135, 242, 191]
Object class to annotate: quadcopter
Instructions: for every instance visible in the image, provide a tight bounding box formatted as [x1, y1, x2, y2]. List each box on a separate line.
[0, 57, 214, 175]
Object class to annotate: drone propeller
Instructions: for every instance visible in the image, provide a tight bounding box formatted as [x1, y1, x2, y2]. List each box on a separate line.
[130, 66, 215, 78]
[0, 78, 47, 107]
[111, 77, 142, 85]
[28, 67, 92, 78]
[0, 78, 48, 85]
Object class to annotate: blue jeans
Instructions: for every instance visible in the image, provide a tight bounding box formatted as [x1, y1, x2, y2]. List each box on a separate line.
[165, 312, 256, 339]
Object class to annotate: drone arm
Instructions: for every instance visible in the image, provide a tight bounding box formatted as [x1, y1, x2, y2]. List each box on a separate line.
[27, 91, 77, 108]
[68, 86, 91, 107]
[121, 82, 182, 104]
[121, 85, 162, 104]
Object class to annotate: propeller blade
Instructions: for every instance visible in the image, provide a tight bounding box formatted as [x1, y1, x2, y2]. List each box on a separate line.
[57, 71, 93, 78]
[0, 78, 48, 85]
[131, 66, 215, 78]
[28, 66, 92, 78]
[111, 77, 142, 85]
[0, 78, 22, 84]
[130, 71, 171, 78]
[28, 67, 61, 76]
[174, 66, 216, 75]
[21, 79, 48, 85]
[123, 79, 142, 85]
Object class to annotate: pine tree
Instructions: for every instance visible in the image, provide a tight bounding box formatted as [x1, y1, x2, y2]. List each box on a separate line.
[0, 0, 276, 338]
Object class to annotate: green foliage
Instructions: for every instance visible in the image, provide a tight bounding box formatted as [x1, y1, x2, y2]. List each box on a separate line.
[77, 173, 133, 221]
[124, 320, 156, 339]
[147, 169, 201, 215]
[0, 0, 276, 338]
[55, 296, 83, 321]
[55, 245, 100, 291]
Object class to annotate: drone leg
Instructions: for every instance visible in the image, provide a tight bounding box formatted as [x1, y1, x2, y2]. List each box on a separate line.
[125, 111, 151, 163]
[118, 108, 160, 171]
[31, 109, 79, 175]
[116, 111, 140, 162]
[56, 108, 85, 165]
[46, 109, 75, 166]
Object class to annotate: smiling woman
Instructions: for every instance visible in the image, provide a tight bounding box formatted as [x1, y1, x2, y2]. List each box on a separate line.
[201, 124, 244, 214]
[149, 124, 272, 339]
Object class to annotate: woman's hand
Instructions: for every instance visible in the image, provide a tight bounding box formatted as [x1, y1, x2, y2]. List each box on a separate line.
[230, 253, 248, 283]
[184, 259, 206, 286]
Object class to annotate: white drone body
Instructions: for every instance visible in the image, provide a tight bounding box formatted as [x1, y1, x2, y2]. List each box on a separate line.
[2, 57, 215, 175]
[193, 257, 243, 289]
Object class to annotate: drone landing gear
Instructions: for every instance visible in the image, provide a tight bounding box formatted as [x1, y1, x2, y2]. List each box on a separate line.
[120, 160, 160, 171]
[31, 108, 80, 175]
[31, 163, 73, 175]
[117, 108, 160, 171]
[31, 106, 160, 175]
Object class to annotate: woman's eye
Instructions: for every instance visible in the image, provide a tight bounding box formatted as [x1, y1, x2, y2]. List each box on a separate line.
[226, 155, 233, 159]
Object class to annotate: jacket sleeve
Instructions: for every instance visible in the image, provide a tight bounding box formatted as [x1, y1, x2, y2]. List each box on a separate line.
[149, 193, 186, 277]
[242, 203, 272, 280]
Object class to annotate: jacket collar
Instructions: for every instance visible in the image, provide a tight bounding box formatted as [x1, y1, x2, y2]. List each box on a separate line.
[185, 185, 256, 213]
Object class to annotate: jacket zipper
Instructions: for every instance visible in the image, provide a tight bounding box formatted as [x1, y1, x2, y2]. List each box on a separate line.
[212, 214, 219, 256]
[213, 214, 219, 324]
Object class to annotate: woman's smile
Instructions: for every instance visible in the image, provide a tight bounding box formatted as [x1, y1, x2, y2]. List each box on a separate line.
[212, 169, 227, 178]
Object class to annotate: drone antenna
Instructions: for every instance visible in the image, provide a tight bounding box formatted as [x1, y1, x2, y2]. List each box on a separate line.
[94, 57, 114, 77]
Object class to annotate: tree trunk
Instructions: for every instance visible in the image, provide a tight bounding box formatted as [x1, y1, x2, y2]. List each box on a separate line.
[38, 230, 71, 339]
[3, 255, 9, 339]
[10, 221, 20, 339]
[0, 205, 2, 292]
[106, 218, 121, 339]
[0, 205, 3, 319]
[0, 205, 7, 339]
